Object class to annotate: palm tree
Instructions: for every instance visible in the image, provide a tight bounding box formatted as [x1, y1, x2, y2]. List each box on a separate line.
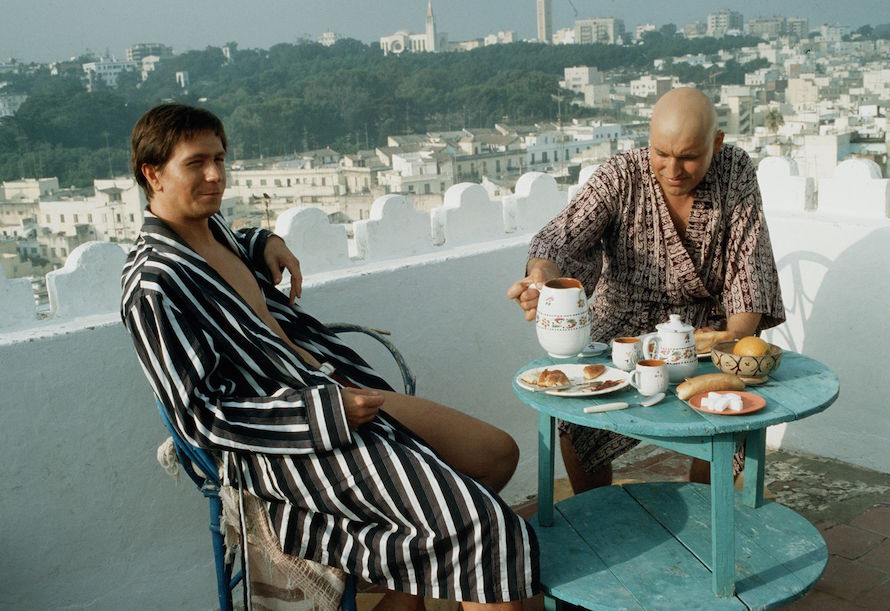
[764, 109, 784, 134]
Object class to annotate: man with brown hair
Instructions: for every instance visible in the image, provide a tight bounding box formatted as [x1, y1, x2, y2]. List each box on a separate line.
[123, 103, 538, 611]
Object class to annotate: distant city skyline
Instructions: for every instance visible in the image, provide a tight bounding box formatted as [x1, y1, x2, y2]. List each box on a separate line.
[1, 0, 888, 63]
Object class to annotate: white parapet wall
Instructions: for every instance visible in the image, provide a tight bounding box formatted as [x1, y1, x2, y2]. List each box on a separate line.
[2, 166, 889, 607]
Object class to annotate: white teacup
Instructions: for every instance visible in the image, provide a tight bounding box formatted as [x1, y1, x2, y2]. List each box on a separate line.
[611, 336, 641, 372]
[629, 359, 670, 396]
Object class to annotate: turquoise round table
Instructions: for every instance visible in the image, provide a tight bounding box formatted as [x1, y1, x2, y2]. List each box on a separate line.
[513, 351, 839, 610]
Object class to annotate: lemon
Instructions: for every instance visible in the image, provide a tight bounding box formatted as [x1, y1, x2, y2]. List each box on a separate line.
[733, 336, 771, 357]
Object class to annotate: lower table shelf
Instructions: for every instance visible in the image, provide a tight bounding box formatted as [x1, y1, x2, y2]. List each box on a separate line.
[531, 482, 827, 610]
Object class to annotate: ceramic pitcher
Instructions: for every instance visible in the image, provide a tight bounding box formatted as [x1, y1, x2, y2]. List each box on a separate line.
[535, 278, 590, 359]
[640, 314, 698, 382]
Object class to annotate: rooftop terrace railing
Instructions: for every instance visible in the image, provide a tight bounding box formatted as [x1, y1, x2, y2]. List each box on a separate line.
[1, 162, 888, 608]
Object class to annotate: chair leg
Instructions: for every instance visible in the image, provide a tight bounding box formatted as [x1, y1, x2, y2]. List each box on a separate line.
[341, 574, 358, 611]
[208, 493, 234, 611]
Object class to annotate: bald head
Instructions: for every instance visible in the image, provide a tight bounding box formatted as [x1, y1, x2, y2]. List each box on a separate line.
[650, 87, 718, 144]
[648, 87, 724, 200]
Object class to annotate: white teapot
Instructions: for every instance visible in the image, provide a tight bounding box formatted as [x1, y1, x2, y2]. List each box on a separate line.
[640, 314, 698, 382]
[535, 278, 590, 359]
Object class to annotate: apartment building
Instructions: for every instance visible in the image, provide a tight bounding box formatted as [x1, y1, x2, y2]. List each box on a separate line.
[573, 18, 625, 45]
[82, 58, 138, 90]
[707, 10, 743, 38]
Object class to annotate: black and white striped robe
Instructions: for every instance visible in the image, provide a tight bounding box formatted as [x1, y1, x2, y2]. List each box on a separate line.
[121, 213, 538, 603]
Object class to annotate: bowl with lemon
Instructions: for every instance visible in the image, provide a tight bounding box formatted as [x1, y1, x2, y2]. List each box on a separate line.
[710, 336, 782, 384]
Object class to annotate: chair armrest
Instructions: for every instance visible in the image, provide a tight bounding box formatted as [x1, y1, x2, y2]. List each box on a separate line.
[326, 323, 416, 396]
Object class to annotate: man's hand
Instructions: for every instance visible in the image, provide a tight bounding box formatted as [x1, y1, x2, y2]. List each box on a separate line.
[341, 387, 385, 430]
[506, 258, 560, 321]
[264, 235, 302, 304]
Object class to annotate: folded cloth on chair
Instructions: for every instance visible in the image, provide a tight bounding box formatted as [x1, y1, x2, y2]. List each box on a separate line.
[220, 486, 345, 611]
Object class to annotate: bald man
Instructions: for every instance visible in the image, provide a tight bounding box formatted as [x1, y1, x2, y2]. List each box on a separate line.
[507, 87, 785, 492]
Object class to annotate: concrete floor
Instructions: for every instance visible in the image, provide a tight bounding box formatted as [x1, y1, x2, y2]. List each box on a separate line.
[356, 444, 890, 610]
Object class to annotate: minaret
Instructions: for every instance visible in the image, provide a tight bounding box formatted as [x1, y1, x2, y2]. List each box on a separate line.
[426, 0, 438, 52]
[537, 0, 552, 44]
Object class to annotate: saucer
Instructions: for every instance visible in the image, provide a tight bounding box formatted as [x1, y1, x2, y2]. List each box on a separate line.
[580, 341, 608, 357]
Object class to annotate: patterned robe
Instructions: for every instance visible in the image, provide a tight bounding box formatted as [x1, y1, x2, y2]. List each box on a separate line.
[122, 213, 538, 603]
[529, 144, 785, 470]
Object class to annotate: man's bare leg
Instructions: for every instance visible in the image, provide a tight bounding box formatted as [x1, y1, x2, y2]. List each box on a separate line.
[689, 457, 710, 483]
[559, 433, 612, 494]
[378, 391, 519, 492]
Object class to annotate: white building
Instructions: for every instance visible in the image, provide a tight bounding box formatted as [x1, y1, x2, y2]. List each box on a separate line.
[552, 28, 575, 45]
[787, 78, 821, 111]
[483, 31, 515, 46]
[745, 17, 784, 39]
[630, 75, 675, 99]
[635, 23, 657, 40]
[82, 58, 139, 90]
[1, 178, 59, 201]
[380, 0, 446, 56]
[318, 31, 342, 46]
[862, 69, 890, 98]
[125, 43, 172, 62]
[573, 18, 625, 45]
[0, 93, 27, 117]
[560, 66, 603, 92]
[707, 9, 743, 38]
[38, 178, 146, 245]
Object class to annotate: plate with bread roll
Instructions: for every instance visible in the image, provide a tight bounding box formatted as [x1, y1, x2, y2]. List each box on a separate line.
[676, 373, 766, 416]
[516, 363, 630, 397]
[694, 329, 735, 359]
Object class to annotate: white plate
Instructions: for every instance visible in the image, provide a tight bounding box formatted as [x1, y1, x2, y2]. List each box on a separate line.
[516, 364, 630, 397]
[580, 341, 608, 357]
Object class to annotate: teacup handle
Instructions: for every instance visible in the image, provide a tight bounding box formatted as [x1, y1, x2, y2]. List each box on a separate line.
[629, 369, 641, 390]
[639, 333, 659, 359]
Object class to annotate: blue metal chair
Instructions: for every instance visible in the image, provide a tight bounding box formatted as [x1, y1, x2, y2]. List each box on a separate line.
[156, 323, 415, 610]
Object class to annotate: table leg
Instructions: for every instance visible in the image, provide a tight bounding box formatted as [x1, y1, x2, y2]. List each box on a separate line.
[537, 412, 555, 527]
[711, 432, 736, 597]
[742, 428, 767, 508]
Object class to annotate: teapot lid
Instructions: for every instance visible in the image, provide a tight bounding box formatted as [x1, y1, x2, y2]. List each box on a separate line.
[656, 313, 693, 333]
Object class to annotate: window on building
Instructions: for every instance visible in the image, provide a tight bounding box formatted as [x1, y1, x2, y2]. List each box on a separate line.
[246, 180, 253, 187]
[424, 183, 431, 194]
[260, 179, 267, 186]
[60, 247, 67, 256]
[496, 160, 501, 172]
[408, 185, 415, 193]
[73, 214, 79, 223]
[60, 214, 65, 222]
[88, 214, 93, 222]
[129, 214, 135, 222]
[542, 152, 549, 163]
[51, 247, 56, 257]
[116, 213, 121, 223]
[440, 182, 445, 191]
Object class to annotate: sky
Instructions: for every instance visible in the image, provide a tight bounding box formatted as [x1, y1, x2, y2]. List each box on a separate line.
[1, 0, 887, 64]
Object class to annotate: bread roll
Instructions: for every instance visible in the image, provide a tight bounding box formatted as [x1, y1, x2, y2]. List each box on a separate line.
[676, 373, 745, 400]
[538, 368, 570, 387]
[583, 364, 606, 380]
[694, 330, 735, 354]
